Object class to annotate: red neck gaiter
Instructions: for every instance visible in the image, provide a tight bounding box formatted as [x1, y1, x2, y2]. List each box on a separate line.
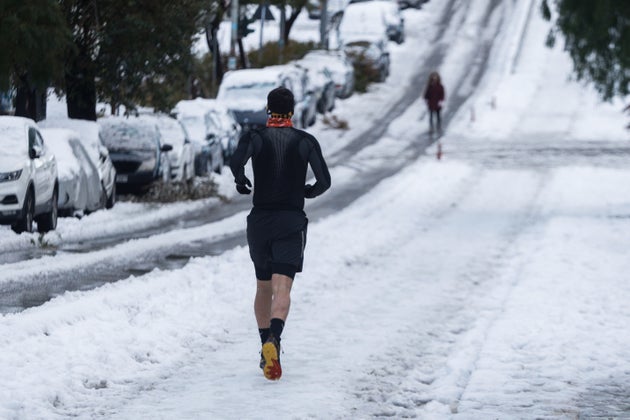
[267, 116, 293, 128]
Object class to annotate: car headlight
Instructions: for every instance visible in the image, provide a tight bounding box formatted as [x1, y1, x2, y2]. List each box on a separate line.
[0, 169, 22, 183]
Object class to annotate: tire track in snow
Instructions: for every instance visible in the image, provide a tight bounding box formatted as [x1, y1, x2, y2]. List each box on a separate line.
[345, 168, 548, 417]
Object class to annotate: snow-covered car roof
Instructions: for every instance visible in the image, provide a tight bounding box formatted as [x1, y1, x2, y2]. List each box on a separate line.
[98, 117, 161, 152]
[217, 68, 287, 111]
[39, 128, 82, 181]
[339, 2, 388, 43]
[300, 53, 348, 72]
[39, 118, 101, 164]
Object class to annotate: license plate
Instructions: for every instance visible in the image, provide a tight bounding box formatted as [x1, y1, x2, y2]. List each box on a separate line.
[116, 174, 128, 183]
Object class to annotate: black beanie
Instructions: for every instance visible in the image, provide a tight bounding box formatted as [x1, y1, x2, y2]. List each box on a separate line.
[267, 87, 295, 115]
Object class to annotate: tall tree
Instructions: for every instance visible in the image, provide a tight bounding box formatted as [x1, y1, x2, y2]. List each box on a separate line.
[204, 0, 230, 92]
[542, 0, 630, 101]
[0, 0, 71, 120]
[58, 0, 100, 120]
[275, 0, 308, 46]
[58, 0, 209, 118]
[238, 0, 308, 47]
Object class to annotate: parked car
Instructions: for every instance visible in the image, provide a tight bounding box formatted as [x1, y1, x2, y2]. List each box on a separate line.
[294, 61, 337, 113]
[40, 128, 103, 216]
[174, 98, 240, 162]
[39, 118, 117, 209]
[217, 66, 315, 131]
[0, 116, 58, 233]
[146, 114, 196, 182]
[344, 33, 391, 82]
[373, 0, 405, 44]
[339, 1, 390, 44]
[98, 117, 173, 192]
[270, 64, 319, 127]
[216, 68, 277, 132]
[172, 100, 227, 176]
[301, 49, 355, 98]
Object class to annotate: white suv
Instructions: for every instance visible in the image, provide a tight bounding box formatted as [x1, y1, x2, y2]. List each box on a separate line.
[0, 116, 59, 233]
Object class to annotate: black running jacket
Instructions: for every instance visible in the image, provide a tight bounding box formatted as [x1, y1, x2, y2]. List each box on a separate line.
[230, 126, 331, 212]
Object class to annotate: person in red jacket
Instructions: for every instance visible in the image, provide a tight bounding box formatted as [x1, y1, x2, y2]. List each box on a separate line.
[424, 71, 445, 133]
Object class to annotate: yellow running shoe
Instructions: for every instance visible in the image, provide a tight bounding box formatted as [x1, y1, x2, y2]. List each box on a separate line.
[261, 336, 282, 380]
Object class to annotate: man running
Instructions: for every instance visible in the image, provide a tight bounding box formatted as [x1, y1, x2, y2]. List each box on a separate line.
[230, 87, 331, 380]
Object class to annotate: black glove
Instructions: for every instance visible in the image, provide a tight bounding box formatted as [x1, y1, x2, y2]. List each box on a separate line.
[235, 176, 252, 195]
[304, 184, 314, 198]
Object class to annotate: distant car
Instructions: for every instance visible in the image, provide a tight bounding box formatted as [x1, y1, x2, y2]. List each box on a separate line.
[172, 100, 227, 176]
[302, 49, 355, 99]
[217, 66, 313, 131]
[174, 98, 240, 163]
[98, 117, 173, 192]
[40, 128, 103, 216]
[295, 61, 337, 113]
[344, 34, 391, 82]
[339, 1, 391, 44]
[147, 114, 196, 182]
[39, 118, 117, 209]
[0, 116, 58, 233]
[270, 64, 319, 127]
[373, 0, 405, 44]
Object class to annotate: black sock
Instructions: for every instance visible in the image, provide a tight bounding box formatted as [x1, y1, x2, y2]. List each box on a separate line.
[269, 318, 285, 342]
[259, 328, 270, 345]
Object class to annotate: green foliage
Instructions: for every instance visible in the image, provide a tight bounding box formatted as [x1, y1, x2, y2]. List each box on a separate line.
[96, 0, 207, 112]
[542, 0, 630, 101]
[0, 0, 71, 90]
[247, 40, 318, 68]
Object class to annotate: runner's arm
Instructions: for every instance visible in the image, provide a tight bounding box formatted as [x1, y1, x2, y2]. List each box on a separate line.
[304, 138, 331, 198]
[230, 131, 255, 186]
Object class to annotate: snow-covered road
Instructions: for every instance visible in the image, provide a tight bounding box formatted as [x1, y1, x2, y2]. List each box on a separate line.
[1, 0, 629, 418]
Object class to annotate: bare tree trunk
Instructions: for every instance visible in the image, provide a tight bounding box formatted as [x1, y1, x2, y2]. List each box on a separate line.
[14, 75, 46, 122]
[284, 6, 303, 45]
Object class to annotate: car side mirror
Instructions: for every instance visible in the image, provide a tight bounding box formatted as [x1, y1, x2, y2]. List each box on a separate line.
[29, 146, 41, 159]
[98, 145, 110, 159]
[161, 143, 173, 152]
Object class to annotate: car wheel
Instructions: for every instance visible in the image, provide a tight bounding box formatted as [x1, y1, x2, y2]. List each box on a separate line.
[106, 182, 116, 209]
[37, 187, 58, 233]
[11, 189, 34, 234]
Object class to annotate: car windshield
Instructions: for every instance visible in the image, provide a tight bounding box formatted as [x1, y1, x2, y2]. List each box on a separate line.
[220, 81, 276, 100]
[99, 122, 157, 152]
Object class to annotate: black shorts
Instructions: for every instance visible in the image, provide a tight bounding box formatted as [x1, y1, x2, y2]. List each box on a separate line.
[246, 209, 308, 280]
